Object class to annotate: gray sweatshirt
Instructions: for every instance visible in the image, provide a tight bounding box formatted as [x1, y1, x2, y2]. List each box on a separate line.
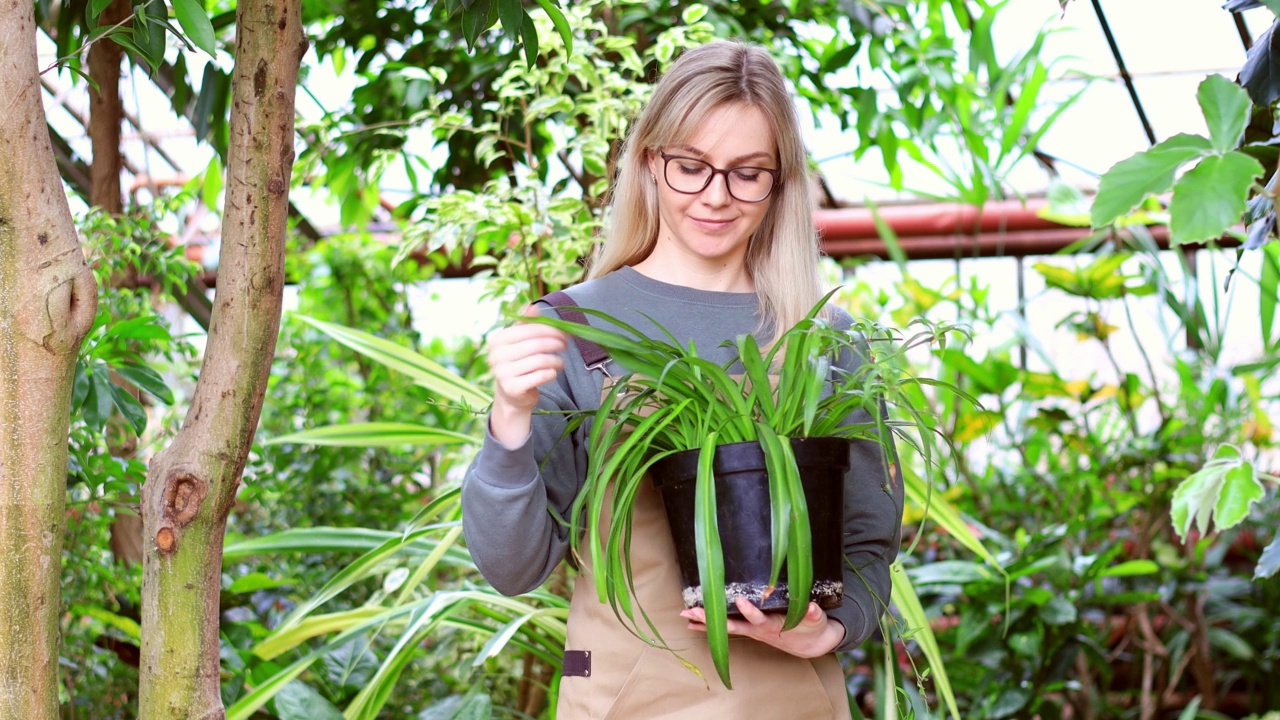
[460, 266, 904, 652]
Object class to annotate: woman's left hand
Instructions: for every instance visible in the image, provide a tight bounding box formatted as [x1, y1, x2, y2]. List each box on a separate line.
[680, 598, 845, 659]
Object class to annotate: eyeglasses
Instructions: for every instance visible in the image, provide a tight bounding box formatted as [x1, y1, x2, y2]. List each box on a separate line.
[659, 151, 779, 203]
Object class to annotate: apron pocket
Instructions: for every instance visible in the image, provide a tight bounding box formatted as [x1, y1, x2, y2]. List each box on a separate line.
[601, 643, 838, 720]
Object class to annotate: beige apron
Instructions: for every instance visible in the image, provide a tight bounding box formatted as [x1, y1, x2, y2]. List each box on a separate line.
[555, 388, 852, 720]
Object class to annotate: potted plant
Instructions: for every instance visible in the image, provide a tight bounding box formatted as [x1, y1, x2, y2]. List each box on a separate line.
[530, 291, 959, 687]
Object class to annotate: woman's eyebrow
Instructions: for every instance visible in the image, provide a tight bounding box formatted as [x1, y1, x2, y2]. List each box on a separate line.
[670, 146, 776, 165]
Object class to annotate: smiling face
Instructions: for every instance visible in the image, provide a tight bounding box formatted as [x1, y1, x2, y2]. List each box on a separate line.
[639, 103, 778, 290]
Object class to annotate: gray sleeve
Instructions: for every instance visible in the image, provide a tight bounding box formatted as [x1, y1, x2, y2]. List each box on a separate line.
[460, 313, 595, 596]
[824, 312, 906, 651]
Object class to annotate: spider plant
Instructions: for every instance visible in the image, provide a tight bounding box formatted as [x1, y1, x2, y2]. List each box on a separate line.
[529, 291, 963, 687]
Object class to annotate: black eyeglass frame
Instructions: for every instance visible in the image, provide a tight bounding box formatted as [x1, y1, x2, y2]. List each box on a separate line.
[658, 151, 781, 203]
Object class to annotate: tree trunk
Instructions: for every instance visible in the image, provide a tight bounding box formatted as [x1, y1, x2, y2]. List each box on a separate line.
[87, 0, 129, 214]
[136, 1, 305, 717]
[0, 4, 100, 718]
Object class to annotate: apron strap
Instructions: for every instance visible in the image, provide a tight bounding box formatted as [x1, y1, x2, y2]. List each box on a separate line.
[538, 290, 610, 372]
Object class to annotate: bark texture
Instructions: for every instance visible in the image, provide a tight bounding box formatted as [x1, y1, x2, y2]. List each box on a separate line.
[87, 0, 129, 214]
[136, 1, 305, 717]
[0, 4, 100, 718]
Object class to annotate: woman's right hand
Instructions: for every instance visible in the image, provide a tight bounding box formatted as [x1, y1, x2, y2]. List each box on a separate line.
[486, 304, 568, 449]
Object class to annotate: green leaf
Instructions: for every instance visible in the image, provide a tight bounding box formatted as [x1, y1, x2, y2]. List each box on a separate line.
[1197, 75, 1252, 153]
[202, 154, 223, 210]
[72, 359, 90, 412]
[1213, 463, 1264, 529]
[418, 693, 493, 720]
[171, 0, 216, 56]
[472, 607, 563, 667]
[1091, 134, 1213, 227]
[85, 365, 115, 431]
[108, 383, 148, 436]
[908, 560, 991, 585]
[694, 431, 730, 689]
[273, 681, 344, 720]
[101, 315, 172, 343]
[295, 316, 490, 408]
[497, 0, 522, 45]
[520, 11, 539, 69]
[1000, 61, 1048, 159]
[1098, 559, 1159, 577]
[461, 0, 492, 50]
[681, 4, 709, 23]
[1169, 152, 1263, 245]
[1039, 596, 1077, 626]
[533, 0, 572, 55]
[72, 604, 142, 642]
[109, 33, 158, 72]
[1170, 447, 1261, 540]
[228, 572, 295, 594]
[891, 564, 962, 720]
[755, 424, 792, 590]
[1207, 627, 1255, 661]
[779, 436, 812, 630]
[258, 526, 453, 652]
[144, 2, 167, 64]
[224, 526, 455, 560]
[321, 638, 378, 692]
[132, 5, 151, 60]
[113, 362, 174, 404]
[1262, 242, 1279, 345]
[265, 422, 476, 448]
[902, 466, 1003, 571]
[1255, 533, 1280, 580]
[90, 0, 113, 19]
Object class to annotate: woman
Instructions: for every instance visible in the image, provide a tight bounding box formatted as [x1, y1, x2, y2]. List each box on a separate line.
[461, 40, 903, 718]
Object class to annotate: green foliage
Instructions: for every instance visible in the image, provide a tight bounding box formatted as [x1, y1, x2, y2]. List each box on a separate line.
[1092, 76, 1266, 245]
[393, 0, 715, 311]
[60, 198, 203, 719]
[834, 218, 1280, 716]
[1171, 444, 1276, 545]
[526, 298, 967, 687]
[169, 0, 216, 56]
[219, 233, 567, 717]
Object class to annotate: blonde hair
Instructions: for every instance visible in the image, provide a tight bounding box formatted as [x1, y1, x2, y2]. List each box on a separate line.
[588, 40, 825, 340]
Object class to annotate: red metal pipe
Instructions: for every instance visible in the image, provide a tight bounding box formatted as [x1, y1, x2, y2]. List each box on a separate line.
[814, 198, 1062, 240]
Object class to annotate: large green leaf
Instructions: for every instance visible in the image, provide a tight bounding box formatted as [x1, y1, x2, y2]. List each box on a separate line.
[265, 422, 476, 448]
[1262, 242, 1279, 345]
[114, 362, 174, 404]
[274, 681, 344, 720]
[533, 0, 572, 55]
[224, 526, 467, 562]
[296, 316, 490, 409]
[1170, 152, 1264, 244]
[170, 0, 216, 55]
[1170, 445, 1265, 539]
[227, 654, 321, 720]
[694, 431, 730, 689]
[1213, 463, 1265, 528]
[1091, 134, 1213, 227]
[891, 563, 961, 720]
[263, 526, 450, 645]
[1197, 74, 1252, 153]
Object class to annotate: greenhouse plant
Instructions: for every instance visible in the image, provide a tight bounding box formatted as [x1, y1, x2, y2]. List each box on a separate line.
[529, 293, 966, 688]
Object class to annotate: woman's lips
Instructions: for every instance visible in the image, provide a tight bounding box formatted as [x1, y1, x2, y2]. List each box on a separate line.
[691, 217, 735, 231]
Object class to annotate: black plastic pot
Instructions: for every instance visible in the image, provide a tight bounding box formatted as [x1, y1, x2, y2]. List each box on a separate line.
[649, 437, 850, 615]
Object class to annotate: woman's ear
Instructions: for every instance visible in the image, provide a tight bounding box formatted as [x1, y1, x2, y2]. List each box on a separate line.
[645, 150, 660, 184]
